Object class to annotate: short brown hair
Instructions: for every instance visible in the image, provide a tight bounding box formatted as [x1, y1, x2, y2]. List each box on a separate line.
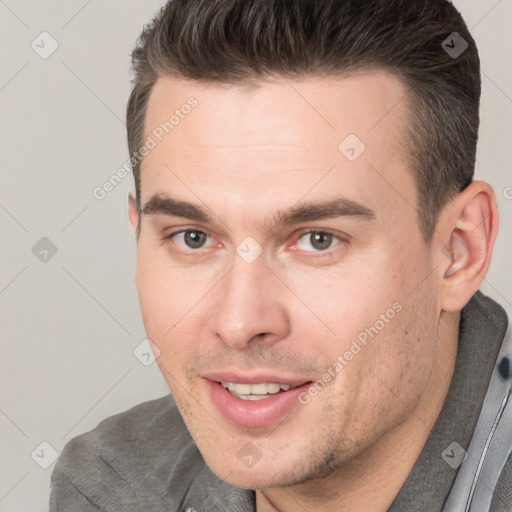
[126, 0, 480, 242]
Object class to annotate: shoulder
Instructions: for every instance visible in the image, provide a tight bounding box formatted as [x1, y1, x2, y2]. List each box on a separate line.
[55, 393, 197, 467]
[50, 394, 204, 511]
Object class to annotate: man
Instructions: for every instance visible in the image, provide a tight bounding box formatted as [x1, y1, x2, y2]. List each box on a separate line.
[49, 0, 511, 510]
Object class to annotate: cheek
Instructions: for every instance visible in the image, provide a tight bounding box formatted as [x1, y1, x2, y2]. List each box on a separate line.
[135, 250, 203, 361]
[323, 297, 438, 444]
[361, 283, 439, 409]
[286, 262, 401, 356]
[288, 249, 436, 402]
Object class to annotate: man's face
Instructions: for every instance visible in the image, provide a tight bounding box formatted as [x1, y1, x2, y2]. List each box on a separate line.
[130, 72, 441, 488]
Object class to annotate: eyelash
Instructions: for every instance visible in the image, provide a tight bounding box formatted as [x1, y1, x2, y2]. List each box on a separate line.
[162, 228, 348, 259]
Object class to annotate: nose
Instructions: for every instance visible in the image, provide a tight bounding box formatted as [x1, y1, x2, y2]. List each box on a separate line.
[211, 251, 290, 350]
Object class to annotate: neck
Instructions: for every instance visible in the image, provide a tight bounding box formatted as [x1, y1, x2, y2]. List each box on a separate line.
[256, 310, 460, 512]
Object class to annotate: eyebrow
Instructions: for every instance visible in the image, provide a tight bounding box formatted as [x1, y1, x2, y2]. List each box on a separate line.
[142, 193, 375, 232]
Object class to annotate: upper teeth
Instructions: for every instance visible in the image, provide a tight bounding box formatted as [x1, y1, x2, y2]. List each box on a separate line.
[221, 382, 292, 395]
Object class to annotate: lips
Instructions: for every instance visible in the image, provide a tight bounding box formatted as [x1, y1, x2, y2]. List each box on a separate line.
[202, 371, 313, 428]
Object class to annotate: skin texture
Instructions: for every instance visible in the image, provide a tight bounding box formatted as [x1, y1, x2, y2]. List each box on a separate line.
[128, 71, 498, 512]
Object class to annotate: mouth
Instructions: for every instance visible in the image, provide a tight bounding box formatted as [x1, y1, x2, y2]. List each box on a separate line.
[203, 375, 313, 428]
[220, 381, 303, 400]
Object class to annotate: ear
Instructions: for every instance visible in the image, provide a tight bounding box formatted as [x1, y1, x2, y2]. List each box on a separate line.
[437, 181, 499, 312]
[128, 192, 139, 237]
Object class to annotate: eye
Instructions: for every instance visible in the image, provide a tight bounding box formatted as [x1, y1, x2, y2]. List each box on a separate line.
[293, 230, 346, 255]
[165, 229, 215, 252]
[163, 228, 347, 258]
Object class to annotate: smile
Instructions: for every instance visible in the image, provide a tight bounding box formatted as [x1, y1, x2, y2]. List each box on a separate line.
[205, 378, 312, 427]
[221, 381, 298, 400]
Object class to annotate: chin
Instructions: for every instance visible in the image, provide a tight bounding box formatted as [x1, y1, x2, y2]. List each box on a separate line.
[205, 453, 301, 490]
[218, 470, 283, 490]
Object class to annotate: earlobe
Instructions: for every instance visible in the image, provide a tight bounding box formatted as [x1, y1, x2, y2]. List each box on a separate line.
[438, 181, 499, 312]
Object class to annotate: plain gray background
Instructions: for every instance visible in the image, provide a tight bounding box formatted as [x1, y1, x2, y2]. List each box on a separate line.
[0, 1, 511, 510]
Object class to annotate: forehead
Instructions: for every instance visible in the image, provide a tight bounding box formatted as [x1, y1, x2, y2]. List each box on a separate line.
[145, 70, 409, 147]
[139, 71, 415, 228]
